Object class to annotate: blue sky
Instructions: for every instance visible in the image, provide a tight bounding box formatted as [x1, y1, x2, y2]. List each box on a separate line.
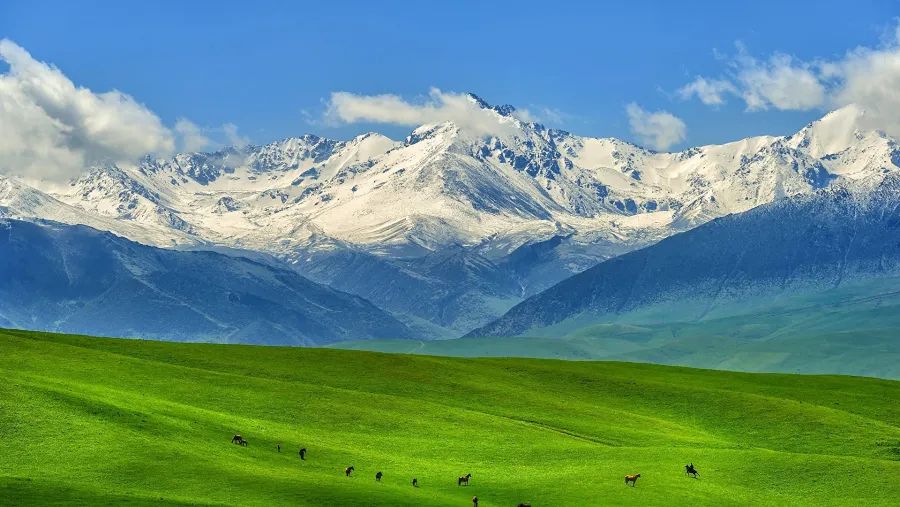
[1, 0, 899, 162]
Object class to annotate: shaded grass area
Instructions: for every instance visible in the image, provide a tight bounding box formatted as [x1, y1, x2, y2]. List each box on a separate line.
[2, 329, 900, 506]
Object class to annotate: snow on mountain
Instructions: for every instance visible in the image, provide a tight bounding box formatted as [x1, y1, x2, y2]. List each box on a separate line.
[6, 95, 900, 337]
[468, 172, 900, 339]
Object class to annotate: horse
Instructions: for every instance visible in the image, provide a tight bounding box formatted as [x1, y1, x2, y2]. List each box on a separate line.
[240, 439, 248, 447]
[231, 434, 243, 444]
[345, 466, 355, 477]
[277, 444, 281, 453]
[299, 448, 306, 460]
[517, 504, 532, 507]
[412, 478, 418, 487]
[625, 473, 640, 486]
[472, 495, 478, 507]
[458, 473, 472, 486]
[685, 463, 699, 478]
[375, 471, 383, 482]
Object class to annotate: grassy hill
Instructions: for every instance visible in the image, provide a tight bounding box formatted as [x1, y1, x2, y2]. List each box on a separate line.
[2, 329, 900, 506]
[335, 289, 900, 379]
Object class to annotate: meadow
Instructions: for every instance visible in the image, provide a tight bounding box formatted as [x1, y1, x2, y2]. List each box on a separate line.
[2, 328, 900, 506]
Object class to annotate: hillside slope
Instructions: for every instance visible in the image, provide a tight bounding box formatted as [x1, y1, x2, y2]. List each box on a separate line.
[2, 330, 900, 506]
[469, 173, 900, 338]
[0, 219, 412, 345]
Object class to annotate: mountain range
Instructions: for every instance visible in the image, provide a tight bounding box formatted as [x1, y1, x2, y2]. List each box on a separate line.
[468, 172, 900, 337]
[3, 94, 900, 341]
[0, 218, 412, 345]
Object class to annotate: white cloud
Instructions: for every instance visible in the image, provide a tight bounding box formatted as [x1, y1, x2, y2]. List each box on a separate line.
[175, 118, 210, 152]
[538, 107, 566, 124]
[510, 108, 540, 123]
[0, 39, 249, 180]
[625, 103, 687, 151]
[677, 77, 737, 106]
[734, 49, 826, 111]
[828, 31, 900, 137]
[325, 88, 518, 136]
[680, 22, 900, 138]
[223, 123, 249, 148]
[0, 39, 175, 181]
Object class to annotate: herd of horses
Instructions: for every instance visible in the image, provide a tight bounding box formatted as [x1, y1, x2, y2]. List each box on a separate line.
[230, 433, 700, 504]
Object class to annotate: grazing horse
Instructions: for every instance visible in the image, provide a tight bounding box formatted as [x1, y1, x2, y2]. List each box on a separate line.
[685, 463, 699, 478]
[412, 478, 418, 487]
[375, 472, 383, 482]
[345, 466, 355, 477]
[231, 434, 243, 445]
[299, 448, 306, 460]
[625, 473, 641, 486]
[472, 495, 478, 507]
[458, 473, 472, 486]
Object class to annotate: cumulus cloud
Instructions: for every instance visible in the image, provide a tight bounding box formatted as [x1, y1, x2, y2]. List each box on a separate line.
[625, 103, 687, 151]
[678, 47, 824, 112]
[677, 77, 737, 106]
[680, 21, 900, 137]
[324, 88, 519, 136]
[0, 39, 249, 181]
[828, 30, 900, 137]
[734, 49, 826, 111]
[175, 118, 210, 152]
[0, 39, 175, 181]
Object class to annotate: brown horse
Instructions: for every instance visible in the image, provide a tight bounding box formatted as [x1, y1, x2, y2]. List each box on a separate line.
[375, 471, 383, 482]
[517, 504, 532, 507]
[412, 478, 418, 487]
[240, 439, 248, 447]
[345, 466, 355, 477]
[472, 495, 478, 507]
[625, 473, 641, 486]
[458, 473, 472, 486]
[231, 434, 243, 444]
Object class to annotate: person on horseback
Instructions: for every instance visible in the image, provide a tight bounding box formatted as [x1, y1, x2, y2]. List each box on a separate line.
[685, 462, 699, 477]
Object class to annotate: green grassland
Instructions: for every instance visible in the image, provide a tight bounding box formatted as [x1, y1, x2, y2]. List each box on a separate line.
[3, 329, 900, 506]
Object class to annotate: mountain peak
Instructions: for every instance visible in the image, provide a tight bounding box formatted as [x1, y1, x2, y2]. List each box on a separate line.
[466, 93, 518, 118]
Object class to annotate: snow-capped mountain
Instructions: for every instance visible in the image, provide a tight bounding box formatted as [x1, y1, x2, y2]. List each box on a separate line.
[468, 172, 900, 338]
[4, 95, 899, 337]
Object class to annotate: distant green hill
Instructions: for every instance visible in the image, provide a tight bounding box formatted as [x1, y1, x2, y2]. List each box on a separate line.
[337, 287, 900, 379]
[3, 329, 900, 506]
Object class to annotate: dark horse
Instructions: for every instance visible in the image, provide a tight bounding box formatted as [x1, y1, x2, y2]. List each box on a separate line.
[685, 463, 699, 478]
[240, 439, 248, 447]
[412, 478, 418, 487]
[472, 495, 478, 507]
[231, 434, 243, 445]
[345, 466, 355, 477]
[458, 473, 472, 486]
[299, 448, 306, 460]
[375, 472, 383, 482]
[517, 504, 532, 507]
